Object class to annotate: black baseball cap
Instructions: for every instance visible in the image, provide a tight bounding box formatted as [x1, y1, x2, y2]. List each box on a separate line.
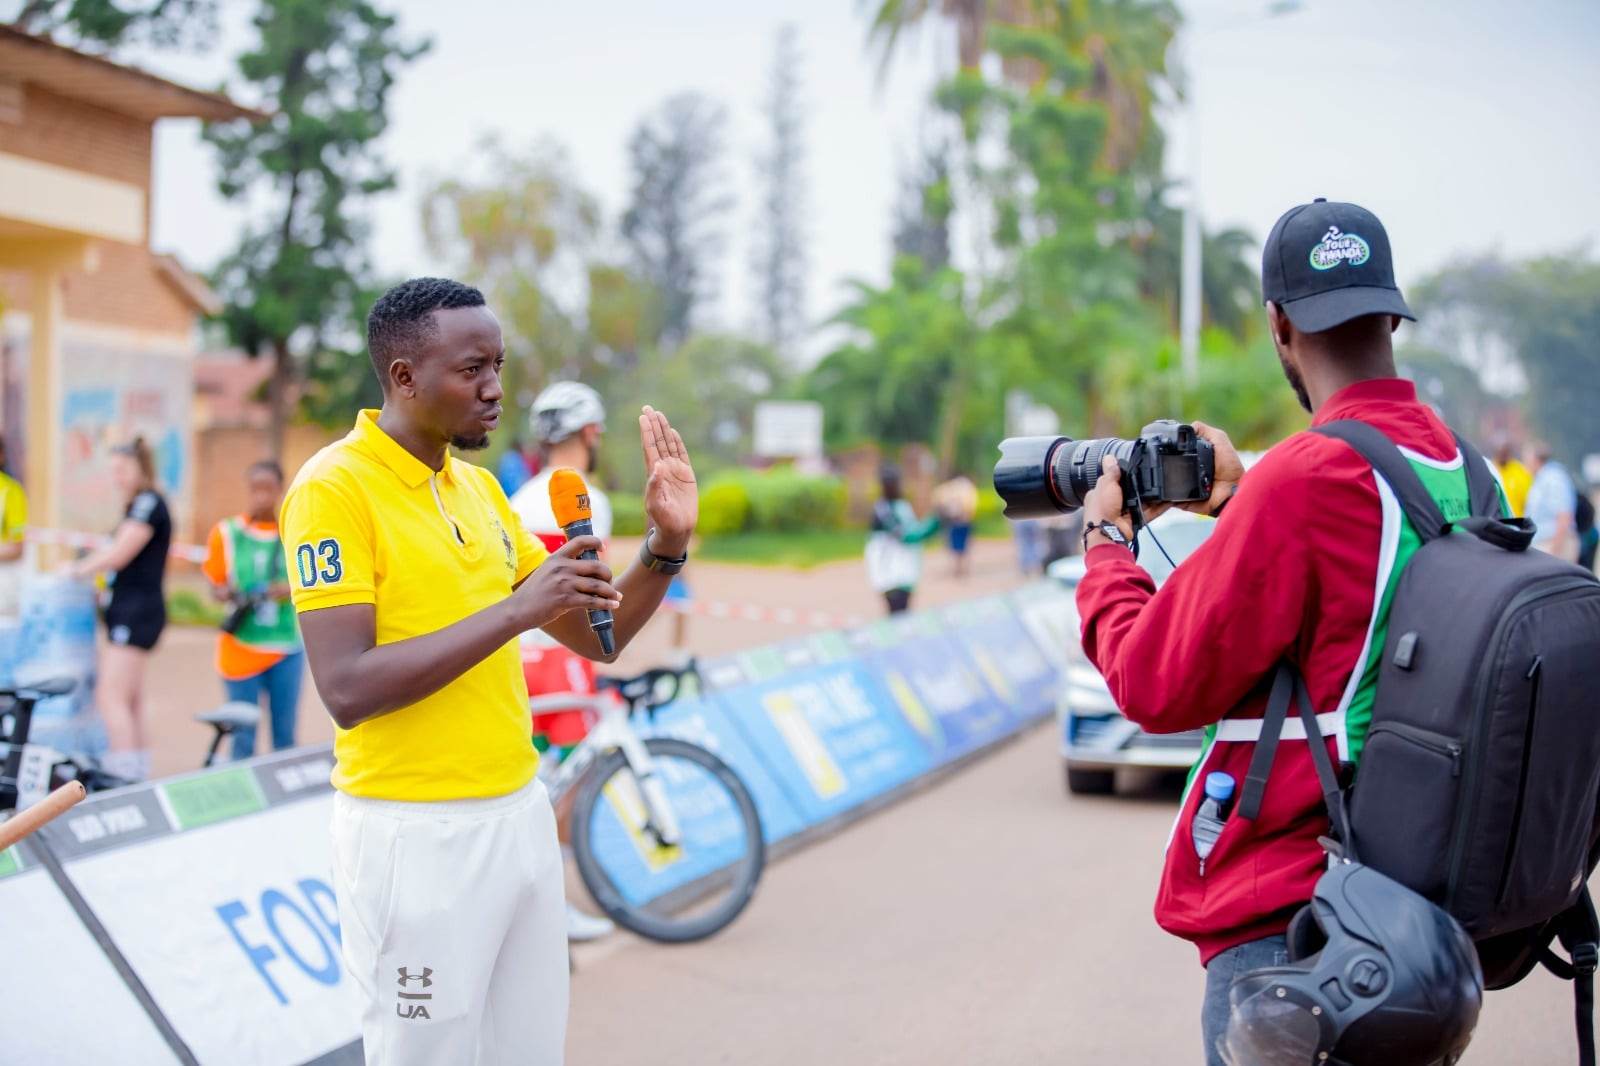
[1261, 199, 1414, 333]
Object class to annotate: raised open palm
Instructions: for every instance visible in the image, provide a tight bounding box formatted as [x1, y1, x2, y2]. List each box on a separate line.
[639, 405, 698, 544]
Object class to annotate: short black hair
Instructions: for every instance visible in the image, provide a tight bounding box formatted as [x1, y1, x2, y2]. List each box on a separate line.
[367, 277, 486, 389]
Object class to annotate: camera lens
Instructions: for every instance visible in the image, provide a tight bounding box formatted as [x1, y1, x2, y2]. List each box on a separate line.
[1054, 438, 1137, 510]
[993, 436, 1070, 520]
[995, 435, 1138, 517]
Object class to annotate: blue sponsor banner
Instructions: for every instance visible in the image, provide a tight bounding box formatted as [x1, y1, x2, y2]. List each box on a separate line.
[580, 694, 806, 908]
[705, 639, 935, 827]
[859, 631, 1014, 764]
[936, 596, 1060, 721]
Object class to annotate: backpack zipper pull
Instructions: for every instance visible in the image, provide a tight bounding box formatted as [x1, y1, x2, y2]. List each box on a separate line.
[1447, 742, 1462, 778]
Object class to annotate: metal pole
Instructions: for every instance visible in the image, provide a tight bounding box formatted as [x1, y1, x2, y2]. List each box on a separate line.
[1178, 40, 1201, 389]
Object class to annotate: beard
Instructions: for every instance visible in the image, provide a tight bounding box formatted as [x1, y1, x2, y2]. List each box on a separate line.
[450, 433, 491, 452]
[1278, 351, 1312, 413]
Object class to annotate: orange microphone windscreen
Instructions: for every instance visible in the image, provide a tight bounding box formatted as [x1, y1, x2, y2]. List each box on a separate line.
[548, 468, 593, 528]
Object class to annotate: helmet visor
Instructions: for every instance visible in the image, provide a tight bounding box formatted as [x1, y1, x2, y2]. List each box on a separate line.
[1219, 985, 1326, 1066]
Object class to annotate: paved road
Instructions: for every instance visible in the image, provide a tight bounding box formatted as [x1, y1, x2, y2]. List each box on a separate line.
[567, 723, 1580, 1065]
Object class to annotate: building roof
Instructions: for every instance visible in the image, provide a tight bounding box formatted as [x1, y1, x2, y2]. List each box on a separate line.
[0, 24, 266, 123]
[193, 352, 276, 430]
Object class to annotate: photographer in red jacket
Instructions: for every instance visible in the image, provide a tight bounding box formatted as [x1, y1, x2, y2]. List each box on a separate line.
[1075, 200, 1483, 1064]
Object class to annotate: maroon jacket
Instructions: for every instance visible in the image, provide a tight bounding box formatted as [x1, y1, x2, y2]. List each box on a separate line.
[1075, 378, 1463, 965]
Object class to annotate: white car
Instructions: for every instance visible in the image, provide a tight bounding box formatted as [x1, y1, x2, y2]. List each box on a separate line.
[1049, 509, 1217, 795]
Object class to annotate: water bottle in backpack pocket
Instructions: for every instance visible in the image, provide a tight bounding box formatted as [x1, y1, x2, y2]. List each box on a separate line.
[1193, 771, 1235, 875]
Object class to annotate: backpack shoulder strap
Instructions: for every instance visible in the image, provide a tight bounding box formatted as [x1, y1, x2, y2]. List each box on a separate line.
[1236, 663, 1354, 857]
[1541, 887, 1599, 1066]
[1453, 432, 1504, 520]
[1313, 420, 1451, 542]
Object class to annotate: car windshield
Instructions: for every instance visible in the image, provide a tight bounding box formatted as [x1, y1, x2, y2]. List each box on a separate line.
[1134, 519, 1214, 586]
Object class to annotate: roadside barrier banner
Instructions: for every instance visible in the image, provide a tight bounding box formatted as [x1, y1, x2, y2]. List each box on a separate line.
[583, 692, 808, 908]
[32, 747, 361, 1066]
[3, 584, 1074, 1063]
[0, 836, 181, 1064]
[703, 633, 937, 826]
[937, 595, 1060, 722]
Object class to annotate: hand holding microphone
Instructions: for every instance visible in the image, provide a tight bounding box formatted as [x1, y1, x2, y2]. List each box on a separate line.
[548, 469, 617, 657]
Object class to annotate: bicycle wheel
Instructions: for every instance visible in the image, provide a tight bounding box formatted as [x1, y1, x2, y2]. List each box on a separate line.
[570, 737, 765, 943]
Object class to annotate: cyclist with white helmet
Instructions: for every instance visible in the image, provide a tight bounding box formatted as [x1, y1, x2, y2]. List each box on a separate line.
[511, 382, 612, 551]
[509, 381, 617, 943]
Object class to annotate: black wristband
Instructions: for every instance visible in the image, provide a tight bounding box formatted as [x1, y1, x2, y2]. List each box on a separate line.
[1209, 484, 1238, 519]
[639, 530, 688, 575]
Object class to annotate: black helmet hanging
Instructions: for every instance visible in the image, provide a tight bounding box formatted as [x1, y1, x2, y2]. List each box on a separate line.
[1219, 857, 1482, 1065]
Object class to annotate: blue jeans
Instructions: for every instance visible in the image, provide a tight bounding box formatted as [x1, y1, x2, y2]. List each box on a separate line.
[225, 651, 305, 760]
[1201, 933, 1289, 1066]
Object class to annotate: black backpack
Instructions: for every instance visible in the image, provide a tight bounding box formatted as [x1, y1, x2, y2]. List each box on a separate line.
[1238, 420, 1600, 1063]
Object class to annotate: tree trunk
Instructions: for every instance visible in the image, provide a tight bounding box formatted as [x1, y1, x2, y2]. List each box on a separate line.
[935, 360, 969, 476]
[267, 338, 293, 461]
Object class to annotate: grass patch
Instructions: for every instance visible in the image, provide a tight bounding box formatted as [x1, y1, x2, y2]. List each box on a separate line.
[168, 587, 226, 628]
[697, 530, 867, 569]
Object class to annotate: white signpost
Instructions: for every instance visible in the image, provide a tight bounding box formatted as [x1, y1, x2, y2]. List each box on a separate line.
[753, 401, 824, 459]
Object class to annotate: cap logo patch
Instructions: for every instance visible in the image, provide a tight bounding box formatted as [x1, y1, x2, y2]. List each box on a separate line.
[1309, 226, 1371, 271]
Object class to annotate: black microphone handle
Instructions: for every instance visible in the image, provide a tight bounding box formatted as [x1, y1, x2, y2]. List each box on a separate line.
[561, 517, 615, 656]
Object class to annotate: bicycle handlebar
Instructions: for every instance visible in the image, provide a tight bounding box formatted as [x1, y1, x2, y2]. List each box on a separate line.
[595, 659, 700, 717]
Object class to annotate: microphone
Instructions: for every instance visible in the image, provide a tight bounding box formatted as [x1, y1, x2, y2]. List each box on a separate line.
[548, 468, 615, 657]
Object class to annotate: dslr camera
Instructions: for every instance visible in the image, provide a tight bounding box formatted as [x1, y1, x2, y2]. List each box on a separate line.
[993, 419, 1214, 520]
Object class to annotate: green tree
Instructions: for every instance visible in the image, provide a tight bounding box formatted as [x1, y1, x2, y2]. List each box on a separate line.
[422, 137, 603, 398]
[203, 0, 427, 457]
[1410, 251, 1600, 465]
[891, 133, 955, 275]
[1134, 182, 1259, 340]
[10, 0, 215, 49]
[621, 93, 734, 349]
[752, 25, 809, 362]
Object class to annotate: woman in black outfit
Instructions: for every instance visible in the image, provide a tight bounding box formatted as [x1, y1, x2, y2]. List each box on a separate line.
[69, 437, 171, 781]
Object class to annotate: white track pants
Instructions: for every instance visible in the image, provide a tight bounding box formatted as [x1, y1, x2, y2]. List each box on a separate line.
[331, 777, 569, 1066]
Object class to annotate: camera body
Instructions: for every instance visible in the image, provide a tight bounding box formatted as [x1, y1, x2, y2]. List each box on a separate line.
[993, 419, 1215, 520]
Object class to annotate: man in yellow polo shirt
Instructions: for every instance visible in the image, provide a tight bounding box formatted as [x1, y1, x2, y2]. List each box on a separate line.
[281, 277, 698, 1065]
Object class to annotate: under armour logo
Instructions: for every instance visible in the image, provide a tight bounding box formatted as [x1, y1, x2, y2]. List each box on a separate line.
[396, 966, 434, 1020]
[396, 967, 432, 988]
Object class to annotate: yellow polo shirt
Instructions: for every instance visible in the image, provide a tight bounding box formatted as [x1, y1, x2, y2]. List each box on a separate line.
[281, 410, 548, 800]
[0, 471, 26, 544]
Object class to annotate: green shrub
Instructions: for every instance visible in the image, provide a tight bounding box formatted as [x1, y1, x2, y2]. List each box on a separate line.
[610, 492, 647, 536]
[698, 479, 752, 536]
[741, 468, 847, 532]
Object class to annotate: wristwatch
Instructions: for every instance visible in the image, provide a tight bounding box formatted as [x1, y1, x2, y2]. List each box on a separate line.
[1083, 520, 1131, 553]
[639, 530, 689, 575]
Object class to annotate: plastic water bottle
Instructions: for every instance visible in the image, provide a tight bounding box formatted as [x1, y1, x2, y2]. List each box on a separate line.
[1192, 771, 1236, 874]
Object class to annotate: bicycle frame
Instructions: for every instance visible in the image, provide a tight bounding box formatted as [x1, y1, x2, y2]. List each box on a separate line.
[531, 692, 684, 849]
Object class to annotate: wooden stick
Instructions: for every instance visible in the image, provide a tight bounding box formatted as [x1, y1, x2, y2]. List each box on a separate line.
[0, 781, 87, 851]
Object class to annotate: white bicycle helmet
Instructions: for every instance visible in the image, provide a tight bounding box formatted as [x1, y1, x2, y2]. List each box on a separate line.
[530, 381, 606, 444]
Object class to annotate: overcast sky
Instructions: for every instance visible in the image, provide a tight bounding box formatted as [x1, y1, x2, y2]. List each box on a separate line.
[22, 0, 1598, 353]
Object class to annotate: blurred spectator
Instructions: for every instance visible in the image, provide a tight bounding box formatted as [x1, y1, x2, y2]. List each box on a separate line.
[1492, 437, 1532, 517]
[496, 437, 533, 495]
[68, 437, 170, 782]
[867, 465, 940, 614]
[201, 461, 303, 759]
[1577, 488, 1597, 573]
[1013, 517, 1045, 576]
[1526, 441, 1579, 562]
[0, 438, 27, 619]
[932, 473, 979, 578]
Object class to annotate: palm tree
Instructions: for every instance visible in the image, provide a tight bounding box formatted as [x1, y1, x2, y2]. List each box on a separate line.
[862, 0, 995, 76]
